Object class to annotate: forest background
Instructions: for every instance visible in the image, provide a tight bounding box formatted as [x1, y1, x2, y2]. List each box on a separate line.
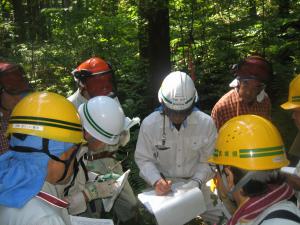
[1, 0, 300, 222]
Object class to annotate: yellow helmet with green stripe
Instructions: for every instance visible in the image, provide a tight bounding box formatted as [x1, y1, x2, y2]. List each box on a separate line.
[7, 92, 83, 144]
[281, 75, 300, 110]
[208, 115, 289, 170]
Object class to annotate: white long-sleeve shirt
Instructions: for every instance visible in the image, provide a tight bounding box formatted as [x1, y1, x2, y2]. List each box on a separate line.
[134, 109, 217, 186]
[0, 182, 71, 225]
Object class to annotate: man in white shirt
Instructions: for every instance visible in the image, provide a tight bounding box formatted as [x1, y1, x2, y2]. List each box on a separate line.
[135, 71, 226, 224]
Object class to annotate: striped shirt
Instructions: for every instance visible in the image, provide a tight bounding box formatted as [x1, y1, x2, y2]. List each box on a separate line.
[211, 89, 271, 130]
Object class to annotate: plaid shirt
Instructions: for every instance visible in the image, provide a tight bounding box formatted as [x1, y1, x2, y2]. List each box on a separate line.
[211, 89, 271, 130]
[0, 111, 9, 154]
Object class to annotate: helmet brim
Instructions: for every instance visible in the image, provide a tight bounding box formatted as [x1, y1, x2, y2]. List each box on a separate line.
[280, 102, 300, 110]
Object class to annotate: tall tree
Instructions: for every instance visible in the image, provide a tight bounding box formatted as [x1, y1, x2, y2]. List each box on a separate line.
[139, 0, 171, 110]
[276, 0, 290, 17]
[11, 0, 26, 41]
[248, 0, 257, 18]
[64, 0, 71, 7]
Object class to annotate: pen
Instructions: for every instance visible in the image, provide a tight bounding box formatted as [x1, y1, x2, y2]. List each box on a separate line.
[160, 172, 167, 183]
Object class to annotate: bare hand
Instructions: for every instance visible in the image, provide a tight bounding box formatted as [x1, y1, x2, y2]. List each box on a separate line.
[154, 178, 172, 195]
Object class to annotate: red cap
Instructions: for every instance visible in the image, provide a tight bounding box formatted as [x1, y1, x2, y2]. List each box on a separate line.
[236, 55, 272, 82]
[0, 62, 30, 94]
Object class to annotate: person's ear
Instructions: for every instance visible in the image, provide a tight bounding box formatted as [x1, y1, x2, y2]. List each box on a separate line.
[236, 79, 241, 90]
[80, 85, 90, 99]
[224, 167, 235, 189]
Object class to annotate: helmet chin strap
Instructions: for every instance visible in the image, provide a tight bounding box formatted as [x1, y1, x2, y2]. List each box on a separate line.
[227, 171, 257, 200]
[10, 137, 78, 183]
[217, 165, 257, 200]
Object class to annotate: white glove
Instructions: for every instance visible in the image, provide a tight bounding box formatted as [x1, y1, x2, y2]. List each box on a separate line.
[178, 180, 201, 191]
[83, 180, 117, 201]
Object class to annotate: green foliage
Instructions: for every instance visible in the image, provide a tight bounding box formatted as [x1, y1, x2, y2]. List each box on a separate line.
[1, 2, 300, 223]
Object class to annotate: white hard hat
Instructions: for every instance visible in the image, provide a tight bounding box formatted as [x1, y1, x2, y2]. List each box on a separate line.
[78, 96, 125, 145]
[158, 71, 198, 111]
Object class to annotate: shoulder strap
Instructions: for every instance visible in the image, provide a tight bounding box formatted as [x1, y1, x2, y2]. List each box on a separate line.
[257, 209, 300, 225]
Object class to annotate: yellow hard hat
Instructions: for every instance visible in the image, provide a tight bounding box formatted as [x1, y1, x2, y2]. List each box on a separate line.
[208, 115, 289, 170]
[7, 92, 83, 144]
[281, 75, 300, 110]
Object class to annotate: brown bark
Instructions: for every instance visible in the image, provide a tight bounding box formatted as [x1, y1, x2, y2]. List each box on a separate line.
[11, 0, 26, 41]
[138, 0, 171, 110]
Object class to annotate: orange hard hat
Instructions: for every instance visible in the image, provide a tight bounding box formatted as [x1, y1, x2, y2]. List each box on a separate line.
[72, 57, 112, 79]
[71, 57, 116, 97]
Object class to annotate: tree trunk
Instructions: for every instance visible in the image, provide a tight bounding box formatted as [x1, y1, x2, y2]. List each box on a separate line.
[64, 0, 71, 7]
[11, 0, 26, 41]
[248, 0, 257, 18]
[138, 0, 171, 110]
[276, 0, 290, 17]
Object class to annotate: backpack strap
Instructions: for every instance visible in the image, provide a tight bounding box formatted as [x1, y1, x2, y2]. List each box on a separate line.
[257, 210, 300, 225]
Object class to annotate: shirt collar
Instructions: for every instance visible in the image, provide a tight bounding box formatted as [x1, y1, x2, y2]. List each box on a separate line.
[169, 119, 187, 130]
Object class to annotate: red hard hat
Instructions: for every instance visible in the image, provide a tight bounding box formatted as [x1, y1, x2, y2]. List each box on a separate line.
[72, 57, 112, 79]
[72, 57, 116, 98]
[0, 62, 31, 94]
[236, 55, 273, 83]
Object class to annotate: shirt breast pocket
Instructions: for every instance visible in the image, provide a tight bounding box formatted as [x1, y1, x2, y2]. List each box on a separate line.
[189, 138, 203, 151]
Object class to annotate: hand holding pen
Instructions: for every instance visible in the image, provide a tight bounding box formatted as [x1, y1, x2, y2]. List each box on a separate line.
[154, 173, 172, 195]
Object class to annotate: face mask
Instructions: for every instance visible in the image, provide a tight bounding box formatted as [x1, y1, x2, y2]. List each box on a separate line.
[85, 74, 114, 97]
[256, 89, 267, 102]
